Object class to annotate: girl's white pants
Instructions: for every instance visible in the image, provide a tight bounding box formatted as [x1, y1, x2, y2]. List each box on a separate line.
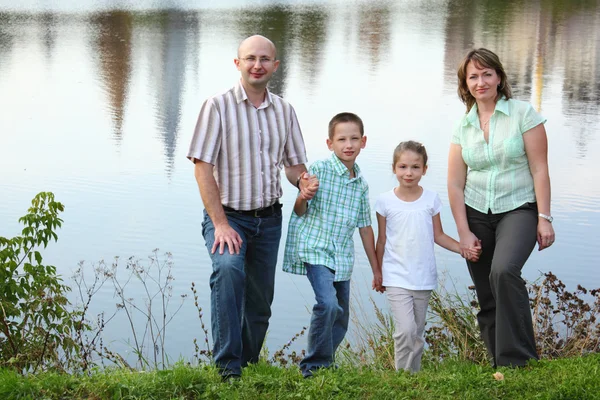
[386, 287, 432, 372]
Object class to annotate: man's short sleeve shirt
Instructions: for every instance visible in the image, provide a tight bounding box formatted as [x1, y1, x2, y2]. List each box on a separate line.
[187, 80, 308, 210]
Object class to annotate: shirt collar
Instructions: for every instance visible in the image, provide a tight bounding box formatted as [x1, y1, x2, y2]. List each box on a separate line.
[234, 80, 273, 109]
[329, 153, 361, 179]
[463, 96, 510, 127]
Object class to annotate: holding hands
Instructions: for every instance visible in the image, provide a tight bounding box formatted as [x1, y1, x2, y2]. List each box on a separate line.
[459, 230, 482, 262]
[299, 172, 319, 200]
[372, 271, 385, 293]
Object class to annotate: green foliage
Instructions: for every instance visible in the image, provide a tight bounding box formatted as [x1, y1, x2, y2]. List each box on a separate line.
[0, 192, 85, 373]
[1, 354, 599, 399]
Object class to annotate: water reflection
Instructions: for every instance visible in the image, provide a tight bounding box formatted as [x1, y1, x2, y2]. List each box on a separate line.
[148, 11, 198, 175]
[291, 6, 327, 94]
[358, 3, 392, 72]
[91, 11, 133, 140]
[0, 13, 14, 72]
[38, 12, 57, 63]
[442, 0, 600, 158]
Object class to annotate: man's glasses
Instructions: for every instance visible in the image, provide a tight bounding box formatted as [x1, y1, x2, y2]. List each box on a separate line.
[239, 56, 276, 66]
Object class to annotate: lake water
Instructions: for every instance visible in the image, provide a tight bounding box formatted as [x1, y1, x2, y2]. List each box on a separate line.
[1, 0, 599, 363]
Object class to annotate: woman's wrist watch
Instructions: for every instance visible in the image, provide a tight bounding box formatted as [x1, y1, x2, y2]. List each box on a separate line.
[538, 213, 553, 223]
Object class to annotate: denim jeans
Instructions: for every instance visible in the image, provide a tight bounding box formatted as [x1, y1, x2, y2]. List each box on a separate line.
[300, 264, 350, 377]
[201, 208, 282, 376]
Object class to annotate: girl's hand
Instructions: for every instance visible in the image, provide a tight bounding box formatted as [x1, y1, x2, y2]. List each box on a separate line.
[372, 273, 385, 293]
[465, 239, 482, 261]
[459, 231, 480, 260]
[537, 219, 555, 251]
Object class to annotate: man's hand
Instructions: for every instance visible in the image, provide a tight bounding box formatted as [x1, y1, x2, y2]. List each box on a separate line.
[299, 172, 319, 200]
[211, 222, 243, 255]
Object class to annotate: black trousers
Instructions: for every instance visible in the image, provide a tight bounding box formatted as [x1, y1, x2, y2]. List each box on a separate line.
[466, 202, 539, 367]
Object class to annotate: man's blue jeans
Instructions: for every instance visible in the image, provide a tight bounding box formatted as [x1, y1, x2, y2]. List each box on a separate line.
[300, 264, 350, 377]
[201, 208, 282, 376]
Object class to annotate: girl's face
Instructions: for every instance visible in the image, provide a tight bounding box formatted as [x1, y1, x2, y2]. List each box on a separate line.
[394, 150, 427, 189]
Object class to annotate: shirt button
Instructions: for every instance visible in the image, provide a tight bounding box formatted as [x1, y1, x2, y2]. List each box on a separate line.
[259, 130, 262, 133]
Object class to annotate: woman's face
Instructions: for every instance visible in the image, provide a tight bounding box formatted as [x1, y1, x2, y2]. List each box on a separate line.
[466, 60, 502, 104]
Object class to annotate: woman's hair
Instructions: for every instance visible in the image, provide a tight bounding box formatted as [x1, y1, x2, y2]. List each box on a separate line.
[328, 112, 364, 140]
[457, 48, 512, 112]
[392, 141, 428, 169]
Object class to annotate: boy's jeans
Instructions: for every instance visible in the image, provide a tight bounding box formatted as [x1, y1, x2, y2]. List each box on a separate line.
[300, 263, 350, 377]
[201, 209, 282, 377]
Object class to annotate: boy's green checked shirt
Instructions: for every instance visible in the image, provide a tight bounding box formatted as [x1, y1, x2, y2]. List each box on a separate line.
[283, 153, 371, 282]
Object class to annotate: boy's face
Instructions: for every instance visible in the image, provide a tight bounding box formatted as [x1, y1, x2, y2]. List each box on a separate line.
[326, 122, 366, 170]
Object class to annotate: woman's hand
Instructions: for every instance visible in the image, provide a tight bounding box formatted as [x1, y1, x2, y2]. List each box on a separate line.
[537, 219, 555, 251]
[459, 230, 481, 260]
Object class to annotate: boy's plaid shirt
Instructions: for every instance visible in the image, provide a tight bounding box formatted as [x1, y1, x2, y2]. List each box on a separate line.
[283, 153, 371, 282]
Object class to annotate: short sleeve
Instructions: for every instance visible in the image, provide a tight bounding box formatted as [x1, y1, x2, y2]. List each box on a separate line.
[450, 118, 464, 145]
[187, 98, 221, 164]
[356, 185, 372, 228]
[521, 103, 547, 134]
[432, 192, 443, 216]
[282, 106, 308, 167]
[374, 193, 386, 217]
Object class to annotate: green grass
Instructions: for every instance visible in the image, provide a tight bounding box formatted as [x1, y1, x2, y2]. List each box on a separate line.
[1, 354, 599, 400]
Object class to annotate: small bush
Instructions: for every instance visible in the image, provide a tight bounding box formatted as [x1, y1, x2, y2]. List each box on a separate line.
[0, 192, 87, 373]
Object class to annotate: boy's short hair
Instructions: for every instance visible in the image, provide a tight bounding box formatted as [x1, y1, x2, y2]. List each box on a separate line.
[328, 112, 364, 140]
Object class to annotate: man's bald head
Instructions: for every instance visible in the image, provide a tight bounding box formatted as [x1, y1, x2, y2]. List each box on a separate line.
[237, 35, 277, 59]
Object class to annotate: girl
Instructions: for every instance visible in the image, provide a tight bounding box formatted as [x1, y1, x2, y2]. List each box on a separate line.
[375, 141, 480, 373]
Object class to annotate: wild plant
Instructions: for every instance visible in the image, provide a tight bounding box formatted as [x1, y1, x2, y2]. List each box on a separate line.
[337, 286, 395, 370]
[530, 272, 600, 358]
[268, 326, 307, 367]
[0, 192, 88, 373]
[191, 281, 212, 364]
[424, 283, 488, 364]
[72, 250, 187, 370]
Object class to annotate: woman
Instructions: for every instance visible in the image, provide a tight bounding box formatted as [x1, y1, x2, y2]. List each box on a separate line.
[447, 48, 555, 367]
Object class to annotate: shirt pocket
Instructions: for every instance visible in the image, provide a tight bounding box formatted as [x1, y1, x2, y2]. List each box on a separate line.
[502, 134, 525, 159]
[462, 144, 490, 170]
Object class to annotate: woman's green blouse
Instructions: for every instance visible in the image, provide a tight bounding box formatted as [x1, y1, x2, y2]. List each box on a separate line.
[451, 97, 546, 214]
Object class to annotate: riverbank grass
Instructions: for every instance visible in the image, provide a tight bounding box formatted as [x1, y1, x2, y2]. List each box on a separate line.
[1, 353, 599, 399]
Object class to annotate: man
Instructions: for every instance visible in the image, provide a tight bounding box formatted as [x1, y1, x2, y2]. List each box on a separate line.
[187, 35, 317, 380]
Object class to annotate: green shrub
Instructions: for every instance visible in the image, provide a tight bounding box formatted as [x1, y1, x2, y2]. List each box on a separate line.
[0, 192, 86, 373]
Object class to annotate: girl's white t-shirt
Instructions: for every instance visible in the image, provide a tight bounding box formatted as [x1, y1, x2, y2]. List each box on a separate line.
[374, 188, 442, 290]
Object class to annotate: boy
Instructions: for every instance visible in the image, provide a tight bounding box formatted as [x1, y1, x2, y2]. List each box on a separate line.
[283, 112, 382, 378]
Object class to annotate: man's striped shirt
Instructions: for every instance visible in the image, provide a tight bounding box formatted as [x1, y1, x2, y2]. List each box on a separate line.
[187, 80, 307, 210]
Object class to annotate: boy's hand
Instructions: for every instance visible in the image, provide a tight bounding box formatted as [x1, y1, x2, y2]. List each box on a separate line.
[372, 273, 385, 293]
[299, 173, 319, 200]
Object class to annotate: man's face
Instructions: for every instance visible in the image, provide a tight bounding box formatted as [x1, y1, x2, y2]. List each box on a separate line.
[234, 37, 280, 90]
